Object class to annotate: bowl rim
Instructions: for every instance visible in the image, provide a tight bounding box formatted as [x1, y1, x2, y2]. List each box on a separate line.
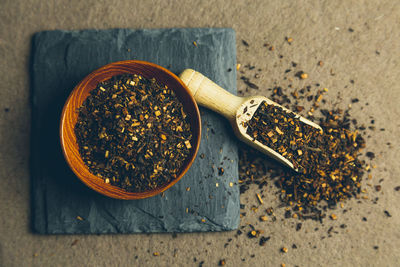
[59, 60, 201, 199]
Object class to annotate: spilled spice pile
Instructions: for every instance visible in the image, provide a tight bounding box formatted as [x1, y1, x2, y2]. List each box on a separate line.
[245, 101, 365, 216]
[246, 102, 325, 172]
[210, 37, 384, 266]
[75, 74, 192, 192]
[233, 38, 378, 223]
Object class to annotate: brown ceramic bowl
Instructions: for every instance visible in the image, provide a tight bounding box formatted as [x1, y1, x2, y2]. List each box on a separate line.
[60, 60, 201, 200]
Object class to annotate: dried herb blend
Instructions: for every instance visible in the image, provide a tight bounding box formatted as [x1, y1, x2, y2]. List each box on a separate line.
[75, 74, 192, 192]
[208, 38, 383, 264]
[246, 102, 325, 173]
[243, 101, 366, 219]
[246, 103, 365, 211]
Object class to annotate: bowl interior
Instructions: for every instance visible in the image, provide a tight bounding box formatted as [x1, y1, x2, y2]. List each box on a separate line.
[60, 60, 201, 199]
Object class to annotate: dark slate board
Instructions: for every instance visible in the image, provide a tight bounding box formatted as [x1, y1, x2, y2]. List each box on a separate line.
[30, 28, 239, 234]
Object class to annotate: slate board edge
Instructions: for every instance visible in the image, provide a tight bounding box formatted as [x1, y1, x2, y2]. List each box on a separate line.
[30, 28, 239, 234]
[30, 33, 47, 234]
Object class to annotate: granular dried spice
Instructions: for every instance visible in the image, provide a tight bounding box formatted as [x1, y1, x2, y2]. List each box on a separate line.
[240, 76, 259, 89]
[248, 230, 260, 238]
[366, 151, 375, 159]
[245, 102, 366, 219]
[75, 74, 192, 192]
[384, 210, 392, 217]
[238, 152, 268, 194]
[232, 39, 378, 256]
[284, 210, 292, 218]
[259, 236, 271, 246]
[242, 40, 250, 47]
[266, 207, 274, 215]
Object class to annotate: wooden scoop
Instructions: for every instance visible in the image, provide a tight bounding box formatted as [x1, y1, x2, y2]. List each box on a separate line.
[179, 69, 322, 171]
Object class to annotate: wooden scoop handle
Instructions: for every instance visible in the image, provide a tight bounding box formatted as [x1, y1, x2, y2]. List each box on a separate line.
[179, 69, 243, 122]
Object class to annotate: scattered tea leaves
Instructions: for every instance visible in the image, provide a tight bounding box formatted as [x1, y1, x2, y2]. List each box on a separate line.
[366, 152, 375, 160]
[245, 102, 366, 220]
[256, 193, 263, 204]
[259, 236, 271, 246]
[384, 210, 392, 217]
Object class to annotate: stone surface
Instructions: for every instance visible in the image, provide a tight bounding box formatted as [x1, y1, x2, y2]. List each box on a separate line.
[31, 28, 239, 234]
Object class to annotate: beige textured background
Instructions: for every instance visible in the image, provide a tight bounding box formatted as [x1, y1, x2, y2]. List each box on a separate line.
[0, 0, 399, 266]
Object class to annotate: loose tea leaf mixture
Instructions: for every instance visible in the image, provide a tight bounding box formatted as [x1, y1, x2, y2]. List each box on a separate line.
[75, 74, 192, 192]
[242, 103, 366, 220]
[246, 102, 326, 172]
[198, 37, 382, 265]
[245, 102, 366, 215]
